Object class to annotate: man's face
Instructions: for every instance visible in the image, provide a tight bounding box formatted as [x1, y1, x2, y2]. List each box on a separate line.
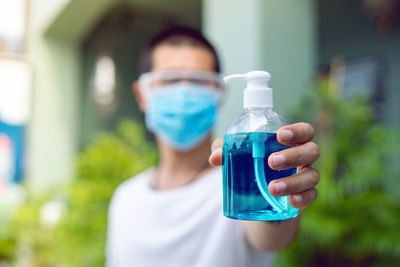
[134, 43, 221, 151]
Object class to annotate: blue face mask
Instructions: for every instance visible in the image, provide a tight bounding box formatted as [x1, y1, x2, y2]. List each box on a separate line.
[145, 83, 220, 151]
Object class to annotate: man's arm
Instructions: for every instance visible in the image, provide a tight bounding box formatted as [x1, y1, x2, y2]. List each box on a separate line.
[209, 123, 320, 251]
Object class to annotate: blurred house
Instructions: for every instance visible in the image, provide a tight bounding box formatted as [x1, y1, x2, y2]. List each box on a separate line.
[0, 0, 30, 201]
[7, 0, 399, 189]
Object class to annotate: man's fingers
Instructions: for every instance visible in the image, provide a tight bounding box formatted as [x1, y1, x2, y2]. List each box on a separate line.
[288, 188, 318, 209]
[209, 148, 222, 166]
[209, 138, 223, 166]
[268, 141, 320, 170]
[211, 138, 223, 151]
[268, 167, 319, 196]
[277, 122, 315, 145]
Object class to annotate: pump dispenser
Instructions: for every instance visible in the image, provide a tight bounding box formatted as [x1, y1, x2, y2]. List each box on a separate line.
[222, 71, 298, 221]
[224, 71, 273, 109]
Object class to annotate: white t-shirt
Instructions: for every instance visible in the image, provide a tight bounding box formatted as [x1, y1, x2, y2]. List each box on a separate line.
[106, 167, 273, 267]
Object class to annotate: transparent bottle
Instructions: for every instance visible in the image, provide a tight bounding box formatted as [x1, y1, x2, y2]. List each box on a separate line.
[222, 71, 298, 221]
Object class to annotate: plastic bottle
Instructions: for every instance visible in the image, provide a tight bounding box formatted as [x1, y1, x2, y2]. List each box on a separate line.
[222, 71, 298, 221]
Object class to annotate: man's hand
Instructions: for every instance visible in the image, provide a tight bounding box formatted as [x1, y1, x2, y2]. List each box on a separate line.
[209, 122, 320, 210]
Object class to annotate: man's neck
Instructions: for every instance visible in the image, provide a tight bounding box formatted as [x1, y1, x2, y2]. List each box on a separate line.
[154, 136, 214, 190]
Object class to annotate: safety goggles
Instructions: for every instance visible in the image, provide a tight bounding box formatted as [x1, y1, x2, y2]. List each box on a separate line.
[138, 70, 225, 99]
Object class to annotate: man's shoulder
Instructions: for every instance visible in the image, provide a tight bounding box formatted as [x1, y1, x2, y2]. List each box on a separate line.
[110, 168, 153, 207]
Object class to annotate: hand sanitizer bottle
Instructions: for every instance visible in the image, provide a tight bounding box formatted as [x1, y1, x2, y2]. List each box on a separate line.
[222, 71, 298, 221]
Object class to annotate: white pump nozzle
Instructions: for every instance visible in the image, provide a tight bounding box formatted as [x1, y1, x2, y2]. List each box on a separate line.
[224, 71, 273, 109]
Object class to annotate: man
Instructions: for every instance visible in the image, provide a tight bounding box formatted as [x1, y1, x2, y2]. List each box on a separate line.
[106, 26, 320, 267]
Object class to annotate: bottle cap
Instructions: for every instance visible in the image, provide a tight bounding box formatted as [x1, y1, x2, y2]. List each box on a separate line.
[224, 71, 272, 108]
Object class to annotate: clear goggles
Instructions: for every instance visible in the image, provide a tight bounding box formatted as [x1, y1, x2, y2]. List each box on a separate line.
[138, 70, 225, 99]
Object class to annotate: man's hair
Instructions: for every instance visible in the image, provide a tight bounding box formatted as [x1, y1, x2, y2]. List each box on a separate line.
[138, 26, 221, 75]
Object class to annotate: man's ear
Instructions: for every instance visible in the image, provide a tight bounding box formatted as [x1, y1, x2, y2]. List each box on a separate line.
[133, 81, 146, 112]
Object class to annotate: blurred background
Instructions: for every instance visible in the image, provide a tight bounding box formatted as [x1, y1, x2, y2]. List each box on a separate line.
[0, 0, 399, 266]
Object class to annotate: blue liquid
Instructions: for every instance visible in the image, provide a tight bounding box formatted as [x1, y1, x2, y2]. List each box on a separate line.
[222, 132, 298, 221]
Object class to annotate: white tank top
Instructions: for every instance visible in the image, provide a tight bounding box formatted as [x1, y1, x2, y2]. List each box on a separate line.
[106, 167, 273, 267]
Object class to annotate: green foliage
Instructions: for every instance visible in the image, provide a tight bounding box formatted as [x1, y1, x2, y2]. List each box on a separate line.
[275, 79, 400, 267]
[0, 120, 157, 266]
[0, 210, 17, 262]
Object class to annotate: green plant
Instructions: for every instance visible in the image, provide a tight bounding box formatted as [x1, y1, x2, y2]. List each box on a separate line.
[275, 78, 400, 266]
[1, 119, 157, 266]
[0, 213, 16, 262]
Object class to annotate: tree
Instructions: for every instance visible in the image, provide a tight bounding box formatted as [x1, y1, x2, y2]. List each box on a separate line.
[276, 75, 400, 266]
[1, 120, 157, 266]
